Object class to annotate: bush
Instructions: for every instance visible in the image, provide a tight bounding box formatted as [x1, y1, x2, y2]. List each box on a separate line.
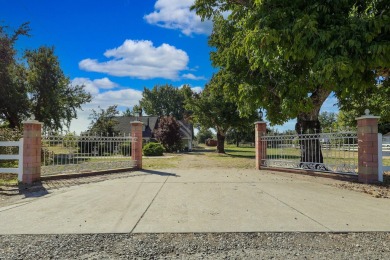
[143, 142, 164, 156]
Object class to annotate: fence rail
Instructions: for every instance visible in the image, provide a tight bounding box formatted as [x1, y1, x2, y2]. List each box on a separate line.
[261, 131, 358, 175]
[0, 139, 23, 181]
[41, 134, 136, 176]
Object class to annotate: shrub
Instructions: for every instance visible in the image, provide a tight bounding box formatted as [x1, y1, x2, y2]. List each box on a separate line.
[143, 142, 164, 156]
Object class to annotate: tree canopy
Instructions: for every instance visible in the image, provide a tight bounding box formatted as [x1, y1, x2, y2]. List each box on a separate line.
[337, 79, 390, 133]
[0, 23, 91, 130]
[192, 0, 389, 133]
[139, 84, 192, 120]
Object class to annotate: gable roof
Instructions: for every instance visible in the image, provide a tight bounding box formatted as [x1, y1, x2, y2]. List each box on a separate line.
[115, 116, 159, 137]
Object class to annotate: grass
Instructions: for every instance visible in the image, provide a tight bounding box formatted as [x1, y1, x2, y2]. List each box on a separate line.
[143, 156, 180, 169]
[225, 145, 255, 158]
[0, 173, 18, 186]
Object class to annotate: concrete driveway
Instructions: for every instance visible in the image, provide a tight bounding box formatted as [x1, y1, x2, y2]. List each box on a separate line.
[1, 168, 390, 234]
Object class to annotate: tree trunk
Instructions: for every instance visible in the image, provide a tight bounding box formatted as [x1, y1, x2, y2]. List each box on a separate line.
[294, 88, 330, 169]
[236, 132, 240, 147]
[216, 132, 226, 153]
[295, 114, 323, 164]
[5, 112, 21, 129]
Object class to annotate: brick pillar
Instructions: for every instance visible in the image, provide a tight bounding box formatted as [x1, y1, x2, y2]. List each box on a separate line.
[255, 121, 267, 170]
[22, 120, 43, 184]
[356, 110, 380, 183]
[131, 121, 143, 169]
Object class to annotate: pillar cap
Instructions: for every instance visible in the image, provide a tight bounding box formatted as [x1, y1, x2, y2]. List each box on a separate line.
[254, 121, 266, 124]
[130, 120, 143, 124]
[356, 109, 380, 120]
[22, 119, 43, 125]
[356, 115, 380, 120]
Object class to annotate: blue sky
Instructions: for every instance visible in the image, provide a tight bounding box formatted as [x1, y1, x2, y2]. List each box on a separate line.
[2, 0, 338, 133]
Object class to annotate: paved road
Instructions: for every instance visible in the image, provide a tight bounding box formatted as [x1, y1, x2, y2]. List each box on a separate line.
[1, 168, 390, 234]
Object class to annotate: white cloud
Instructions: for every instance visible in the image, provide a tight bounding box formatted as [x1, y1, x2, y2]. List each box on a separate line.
[72, 77, 118, 95]
[79, 40, 189, 80]
[144, 0, 212, 36]
[93, 89, 142, 108]
[69, 78, 143, 134]
[182, 73, 206, 80]
[93, 77, 118, 89]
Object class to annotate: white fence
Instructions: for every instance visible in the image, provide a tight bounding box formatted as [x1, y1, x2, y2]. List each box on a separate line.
[41, 134, 136, 176]
[0, 139, 23, 181]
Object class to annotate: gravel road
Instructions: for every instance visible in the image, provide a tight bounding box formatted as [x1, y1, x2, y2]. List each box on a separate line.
[1, 232, 389, 259]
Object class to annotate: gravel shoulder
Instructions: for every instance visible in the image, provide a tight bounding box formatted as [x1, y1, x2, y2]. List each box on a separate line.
[1, 233, 389, 259]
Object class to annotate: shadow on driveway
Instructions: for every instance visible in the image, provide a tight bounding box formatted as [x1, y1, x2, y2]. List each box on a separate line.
[140, 169, 180, 177]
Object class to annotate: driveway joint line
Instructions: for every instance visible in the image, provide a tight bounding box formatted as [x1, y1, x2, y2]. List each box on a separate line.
[261, 189, 333, 232]
[129, 176, 169, 234]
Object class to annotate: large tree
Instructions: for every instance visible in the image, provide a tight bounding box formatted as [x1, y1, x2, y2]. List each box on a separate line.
[0, 23, 91, 130]
[139, 84, 192, 120]
[25, 46, 91, 130]
[192, 0, 389, 162]
[186, 75, 258, 153]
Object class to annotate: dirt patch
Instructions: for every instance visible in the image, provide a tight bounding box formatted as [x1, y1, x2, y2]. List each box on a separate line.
[332, 172, 390, 198]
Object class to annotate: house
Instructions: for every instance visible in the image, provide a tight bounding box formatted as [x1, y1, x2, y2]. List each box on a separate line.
[114, 116, 194, 151]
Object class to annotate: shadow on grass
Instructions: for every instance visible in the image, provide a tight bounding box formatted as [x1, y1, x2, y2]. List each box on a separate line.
[140, 169, 180, 177]
[187, 148, 216, 155]
[225, 153, 256, 159]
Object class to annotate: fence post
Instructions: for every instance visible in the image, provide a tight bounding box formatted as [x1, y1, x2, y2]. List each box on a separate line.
[22, 119, 43, 184]
[356, 109, 380, 183]
[255, 121, 267, 170]
[131, 120, 143, 169]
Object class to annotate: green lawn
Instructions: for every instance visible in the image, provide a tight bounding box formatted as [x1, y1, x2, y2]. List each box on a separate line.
[225, 145, 255, 158]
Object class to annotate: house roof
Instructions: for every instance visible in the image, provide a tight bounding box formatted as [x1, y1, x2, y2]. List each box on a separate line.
[115, 116, 159, 137]
[114, 116, 193, 139]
